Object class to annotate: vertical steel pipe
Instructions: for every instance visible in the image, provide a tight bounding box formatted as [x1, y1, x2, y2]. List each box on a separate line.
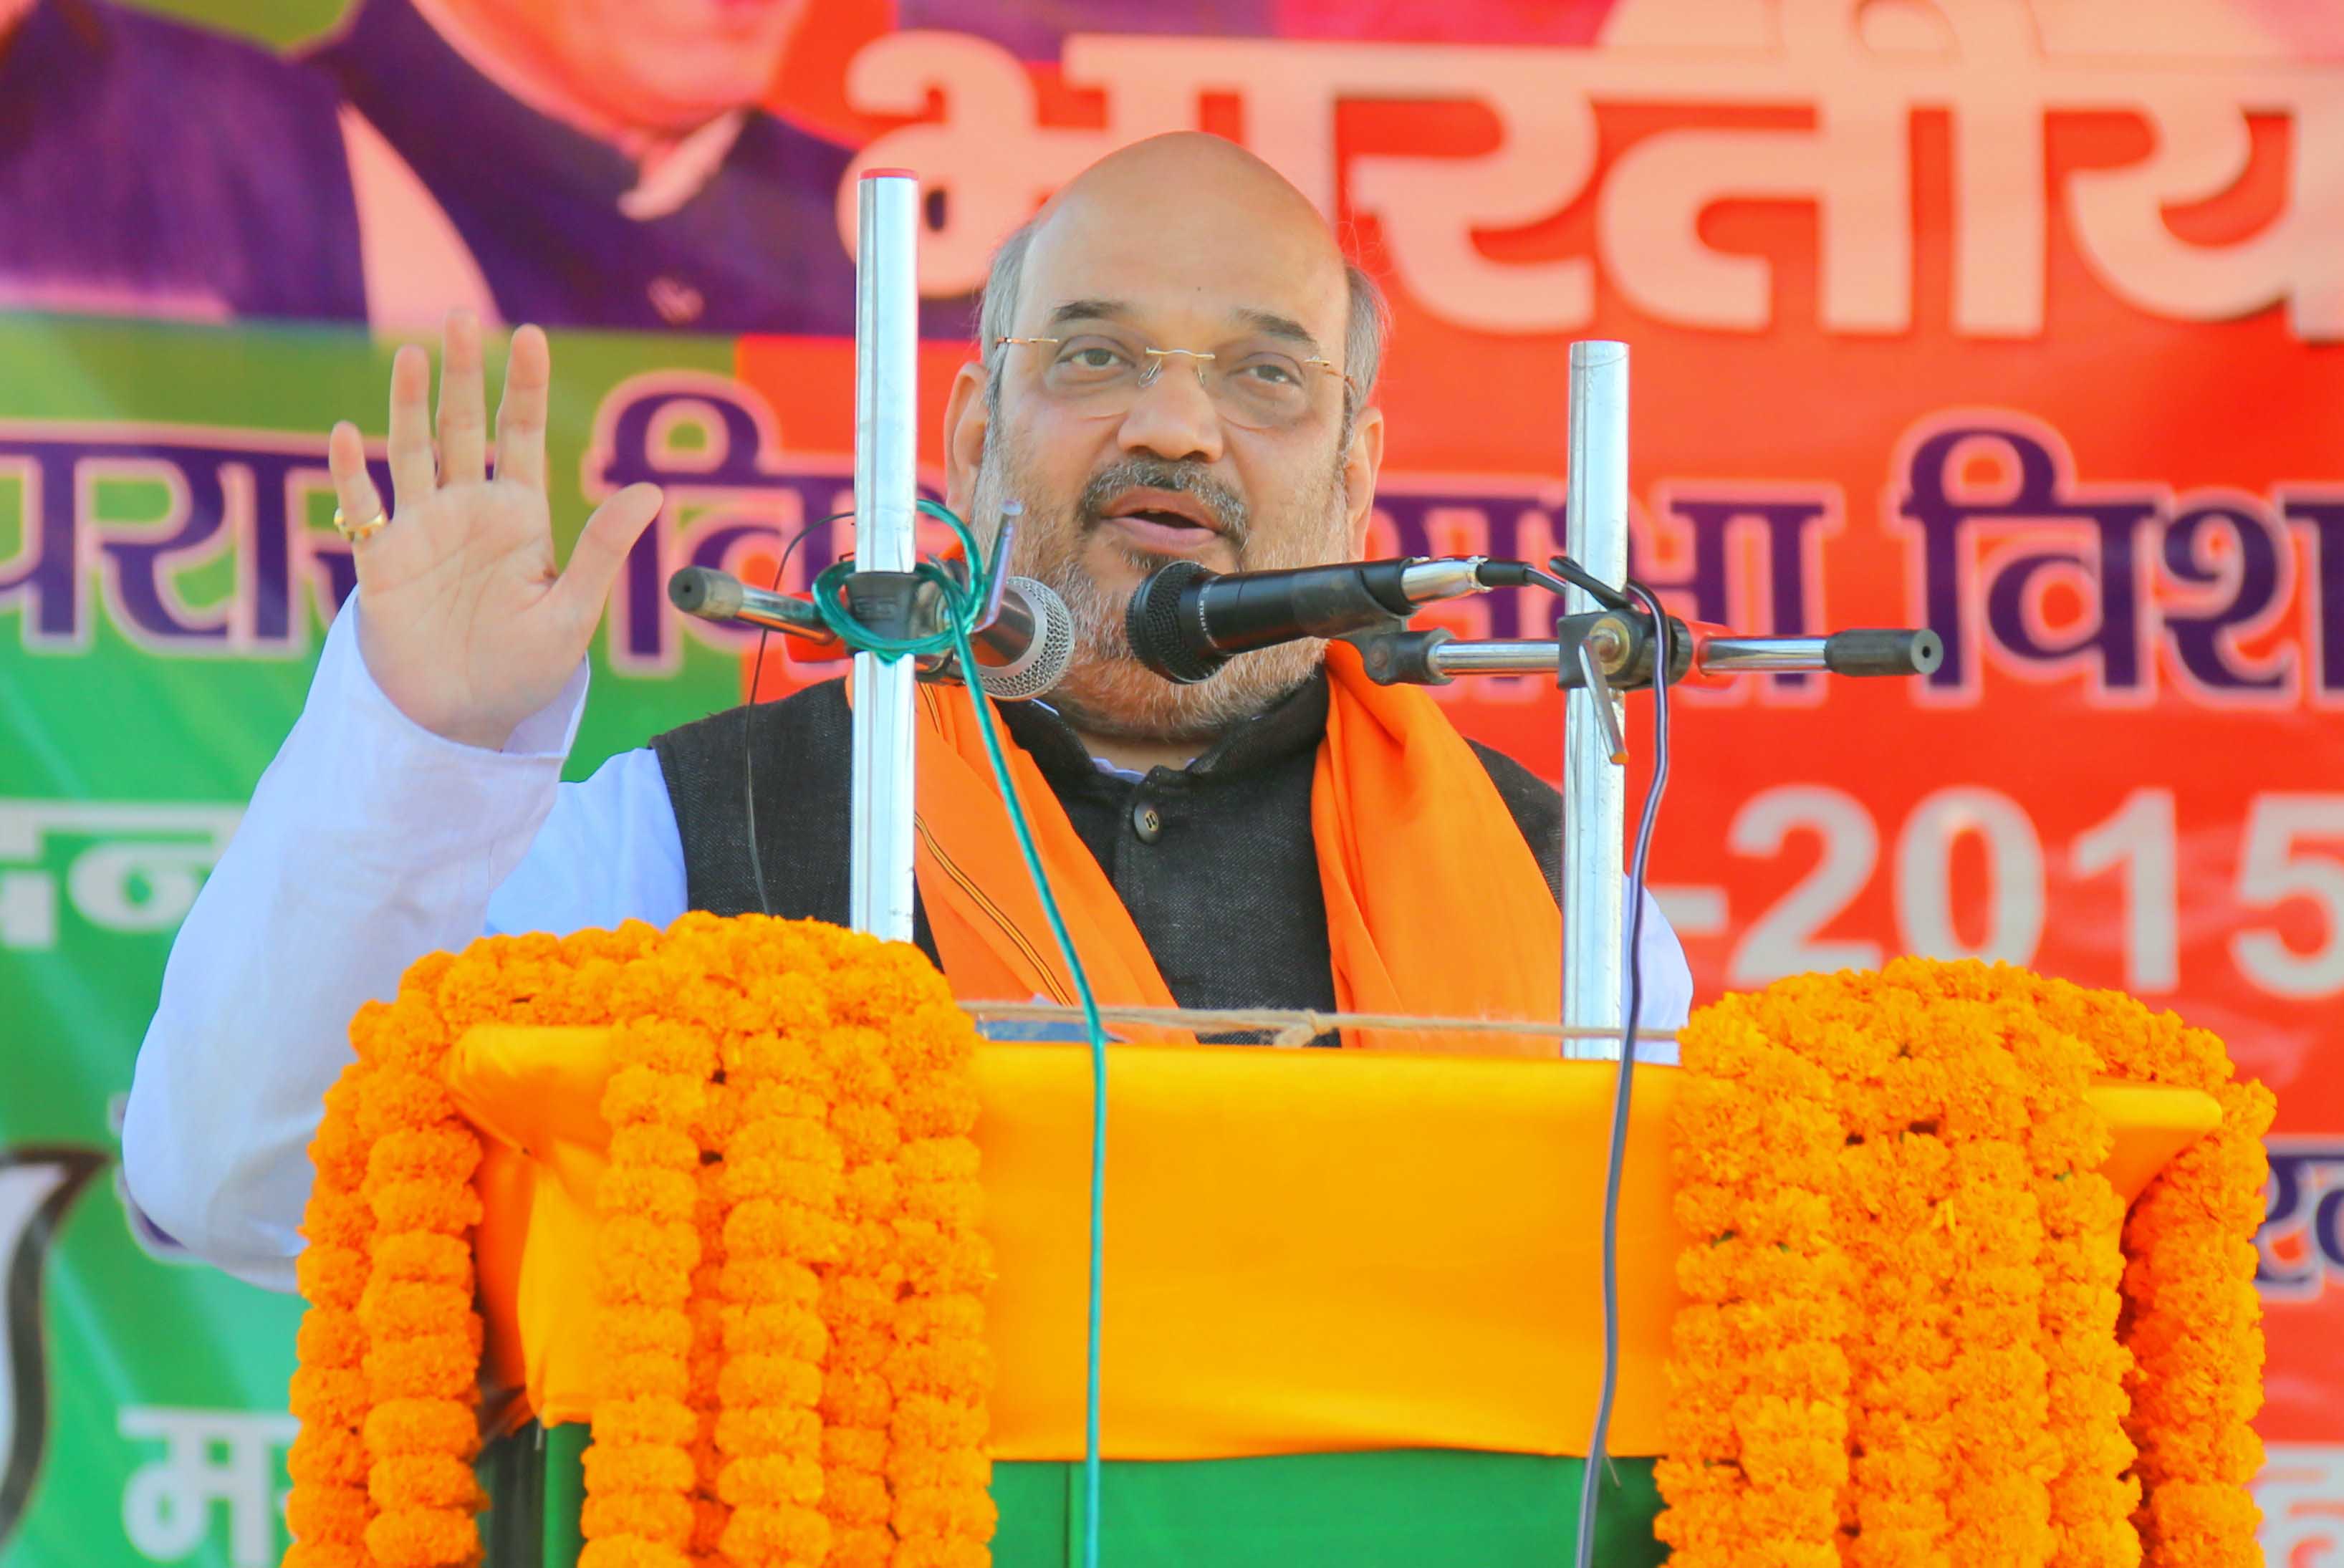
[849, 170, 920, 941]
[1562, 341, 1629, 1058]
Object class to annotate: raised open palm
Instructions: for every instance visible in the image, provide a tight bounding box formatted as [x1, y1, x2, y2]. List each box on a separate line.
[327, 310, 663, 750]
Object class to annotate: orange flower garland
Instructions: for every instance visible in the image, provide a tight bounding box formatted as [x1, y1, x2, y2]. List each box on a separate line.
[688, 1066, 735, 1560]
[289, 926, 2262, 1568]
[878, 965, 996, 1568]
[1652, 993, 1850, 1568]
[818, 1011, 906, 1568]
[288, 1065, 381, 1568]
[581, 1007, 713, 1568]
[1880, 962, 2141, 1566]
[2002, 973, 2274, 1565]
[1923, 987, 2057, 1564]
[286, 914, 994, 1568]
[288, 945, 493, 1568]
[1658, 958, 2269, 1568]
[2009, 996, 2138, 1568]
[711, 923, 843, 1568]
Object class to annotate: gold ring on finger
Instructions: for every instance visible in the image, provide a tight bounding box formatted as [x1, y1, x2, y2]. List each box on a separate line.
[332, 504, 388, 544]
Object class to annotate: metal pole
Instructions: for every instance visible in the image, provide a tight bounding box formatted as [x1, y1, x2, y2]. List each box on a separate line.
[850, 170, 920, 941]
[1562, 341, 1629, 1059]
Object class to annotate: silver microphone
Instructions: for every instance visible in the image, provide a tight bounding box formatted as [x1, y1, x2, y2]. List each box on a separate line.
[923, 574, 1076, 701]
[666, 566, 1077, 701]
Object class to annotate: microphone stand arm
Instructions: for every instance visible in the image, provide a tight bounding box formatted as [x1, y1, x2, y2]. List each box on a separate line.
[1351, 615, 1944, 692]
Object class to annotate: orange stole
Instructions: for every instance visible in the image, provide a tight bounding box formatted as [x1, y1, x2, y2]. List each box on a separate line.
[908, 640, 1565, 1052]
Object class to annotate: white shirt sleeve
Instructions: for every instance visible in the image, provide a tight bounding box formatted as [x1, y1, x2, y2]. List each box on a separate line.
[1630, 882, 1696, 1059]
[120, 600, 685, 1292]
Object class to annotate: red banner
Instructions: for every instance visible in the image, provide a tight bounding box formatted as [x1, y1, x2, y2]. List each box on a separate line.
[714, 6, 2344, 1532]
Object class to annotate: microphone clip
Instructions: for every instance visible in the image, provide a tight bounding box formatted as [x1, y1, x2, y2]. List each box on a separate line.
[1555, 607, 1693, 693]
[842, 506, 1020, 644]
[837, 571, 926, 643]
[1350, 609, 1689, 691]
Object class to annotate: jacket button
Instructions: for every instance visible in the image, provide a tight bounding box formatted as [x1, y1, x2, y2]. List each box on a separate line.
[1131, 802, 1163, 843]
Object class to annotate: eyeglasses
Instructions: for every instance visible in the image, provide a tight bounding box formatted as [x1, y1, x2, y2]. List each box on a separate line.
[994, 332, 1353, 432]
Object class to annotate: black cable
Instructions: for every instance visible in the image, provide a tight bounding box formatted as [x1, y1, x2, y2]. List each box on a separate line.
[1572, 579, 1673, 1567]
[1547, 553, 1635, 612]
[1473, 558, 1585, 607]
[743, 511, 854, 918]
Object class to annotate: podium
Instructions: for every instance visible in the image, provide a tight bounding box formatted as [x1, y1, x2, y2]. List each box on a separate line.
[438, 1025, 2221, 1567]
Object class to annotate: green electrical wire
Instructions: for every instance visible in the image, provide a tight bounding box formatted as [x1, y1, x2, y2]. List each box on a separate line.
[809, 502, 1112, 1568]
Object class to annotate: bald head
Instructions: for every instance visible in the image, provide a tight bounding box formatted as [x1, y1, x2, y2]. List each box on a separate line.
[1040, 133, 1340, 284]
[979, 134, 1388, 420]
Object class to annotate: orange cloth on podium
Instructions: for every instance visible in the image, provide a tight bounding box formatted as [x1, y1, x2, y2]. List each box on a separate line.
[448, 1028, 2221, 1460]
[908, 640, 1564, 1052]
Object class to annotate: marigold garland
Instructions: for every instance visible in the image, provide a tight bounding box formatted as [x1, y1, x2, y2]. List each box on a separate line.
[1657, 958, 2268, 1568]
[288, 1067, 380, 1568]
[583, 1005, 712, 1568]
[709, 920, 843, 1568]
[1972, 968, 2274, 1565]
[1652, 993, 1850, 1568]
[687, 1059, 736, 1561]
[819, 1011, 905, 1568]
[293, 928, 2258, 1567]
[879, 969, 996, 1568]
[287, 915, 994, 1567]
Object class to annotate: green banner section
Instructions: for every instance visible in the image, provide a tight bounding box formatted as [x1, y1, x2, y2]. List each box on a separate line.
[0, 314, 746, 1567]
[991, 1451, 1666, 1568]
[474, 1430, 1668, 1568]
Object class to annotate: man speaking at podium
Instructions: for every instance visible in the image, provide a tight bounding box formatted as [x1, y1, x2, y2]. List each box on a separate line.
[123, 133, 1691, 1290]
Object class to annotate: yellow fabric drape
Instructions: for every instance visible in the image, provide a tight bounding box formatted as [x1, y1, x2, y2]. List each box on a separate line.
[451, 1028, 2219, 1458]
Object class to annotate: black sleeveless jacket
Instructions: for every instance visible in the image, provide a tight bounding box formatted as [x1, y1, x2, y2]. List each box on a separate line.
[650, 675, 1564, 1028]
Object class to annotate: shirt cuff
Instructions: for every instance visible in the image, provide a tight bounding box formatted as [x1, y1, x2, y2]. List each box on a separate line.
[294, 597, 590, 877]
[336, 597, 589, 761]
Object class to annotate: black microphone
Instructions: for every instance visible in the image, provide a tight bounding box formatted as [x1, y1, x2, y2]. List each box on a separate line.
[666, 566, 1077, 700]
[1124, 557, 1495, 683]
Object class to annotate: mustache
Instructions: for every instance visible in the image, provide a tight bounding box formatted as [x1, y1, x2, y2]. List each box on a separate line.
[1075, 458, 1249, 547]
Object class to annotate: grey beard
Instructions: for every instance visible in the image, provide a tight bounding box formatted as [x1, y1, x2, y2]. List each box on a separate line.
[971, 440, 1348, 744]
[1036, 543, 1327, 744]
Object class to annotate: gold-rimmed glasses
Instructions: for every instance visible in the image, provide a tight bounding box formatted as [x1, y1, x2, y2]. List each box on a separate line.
[994, 331, 1353, 432]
